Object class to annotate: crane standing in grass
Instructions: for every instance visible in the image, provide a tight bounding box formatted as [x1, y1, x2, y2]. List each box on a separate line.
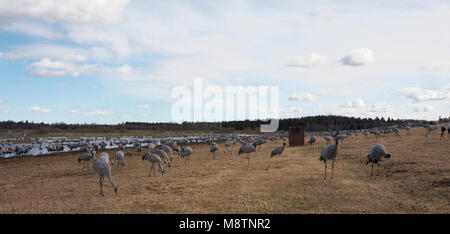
[440, 126, 447, 141]
[323, 135, 331, 145]
[158, 144, 172, 162]
[210, 142, 218, 159]
[270, 141, 286, 157]
[179, 146, 192, 165]
[142, 152, 164, 176]
[253, 139, 266, 151]
[365, 144, 392, 176]
[93, 152, 118, 196]
[112, 149, 130, 167]
[78, 149, 96, 167]
[319, 132, 339, 180]
[224, 140, 235, 154]
[238, 142, 256, 166]
[307, 135, 316, 151]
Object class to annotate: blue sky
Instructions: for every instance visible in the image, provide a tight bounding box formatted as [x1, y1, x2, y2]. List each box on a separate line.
[0, 0, 449, 124]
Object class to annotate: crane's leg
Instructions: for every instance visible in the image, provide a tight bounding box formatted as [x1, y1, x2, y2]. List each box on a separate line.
[331, 160, 335, 179]
[149, 164, 153, 177]
[159, 163, 164, 175]
[371, 163, 374, 176]
[153, 164, 156, 176]
[247, 153, 249, 167]
[99, 176, 104, 196]
[324, 161, 327, 180]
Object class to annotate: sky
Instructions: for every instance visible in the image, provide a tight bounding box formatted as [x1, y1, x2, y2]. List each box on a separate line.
[0, 0, 449, 124]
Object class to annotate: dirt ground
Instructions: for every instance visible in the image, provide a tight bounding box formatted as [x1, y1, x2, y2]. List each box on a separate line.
[0, 126, 449, 213]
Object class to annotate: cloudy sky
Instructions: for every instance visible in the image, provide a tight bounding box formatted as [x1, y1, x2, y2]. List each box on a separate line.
[0, 0, 449, 124]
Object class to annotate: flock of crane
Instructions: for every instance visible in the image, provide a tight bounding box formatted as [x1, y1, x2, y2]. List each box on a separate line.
[84, 123, 449, 196]
[1, 121, 449, 197]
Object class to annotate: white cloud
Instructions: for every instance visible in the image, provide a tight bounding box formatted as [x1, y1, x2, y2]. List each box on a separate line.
[69, 109, 112, 116]
[338, 48, 374, 67]
[27, 58, 95, 78]
[409, 103, 434, 112]
[28, 106, 52, 112]
[399, 86, 450, 102]
[118, 64, 133, 74]
[84, 111, 113, 116]
[420, 59, 450, 76]
[54, 82, 70, 87]
[420, 59, 450, 71]
[0, 0, 130, 24]
[340, 99, 365, 108]
[0, 99, 5, 104]
[136, 104, 150, 109]
[288, 93, 317, 101]
[368, 102, 395, 114]
[280, 106, 303, 118]
[317, 98, 397, 118]
[286, 53, 326, 68]
[2, 21, 64, 39]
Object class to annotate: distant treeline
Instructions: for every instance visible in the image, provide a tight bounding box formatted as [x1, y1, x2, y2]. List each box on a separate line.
[0, 115, 432, 132]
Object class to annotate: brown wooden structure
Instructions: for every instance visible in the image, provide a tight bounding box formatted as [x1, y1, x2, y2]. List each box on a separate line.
[288, 124, 304, 146]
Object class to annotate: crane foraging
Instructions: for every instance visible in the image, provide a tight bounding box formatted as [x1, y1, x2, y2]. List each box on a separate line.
[365, 144, 392, 176]
[142, 153, 164, 176]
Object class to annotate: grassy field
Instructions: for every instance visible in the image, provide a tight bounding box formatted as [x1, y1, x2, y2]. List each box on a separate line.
[0, 126, 448, 214]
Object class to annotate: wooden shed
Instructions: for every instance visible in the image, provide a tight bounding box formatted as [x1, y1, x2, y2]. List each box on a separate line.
[288, 124, 304, 146]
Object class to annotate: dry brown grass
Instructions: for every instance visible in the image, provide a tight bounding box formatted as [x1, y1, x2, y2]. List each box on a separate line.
[0, 126, 449, 214]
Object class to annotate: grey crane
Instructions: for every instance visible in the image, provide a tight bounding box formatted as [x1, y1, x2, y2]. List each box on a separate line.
[158, 144, 172, 161]
[440, 126, 447, 141]
[425, 124, 437, 137]
[171, 142, 180, 155]
[151, 148, 171, 168]
[135, 144, 142, 153]
[93, 152, 117, 196]
[307, 135, 316, 150]
[78, 150, 96, 167]
[238, 142, 256, 166]
[253, 139, 266, 150]
[323, 135, 331, 145]
[179, 146, 192, 165]
[365, 144, 392, 176]
[270, 141, 286, 157]
[142, 153, 164, 176]
[112, 150, 131, 167]
[224, 139, 235, 154]
[210, 142, 218, 159]
[319, 132, 339, 180]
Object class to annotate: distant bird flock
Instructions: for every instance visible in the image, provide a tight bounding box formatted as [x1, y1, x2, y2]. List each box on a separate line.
[0, 121, 449, 196]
